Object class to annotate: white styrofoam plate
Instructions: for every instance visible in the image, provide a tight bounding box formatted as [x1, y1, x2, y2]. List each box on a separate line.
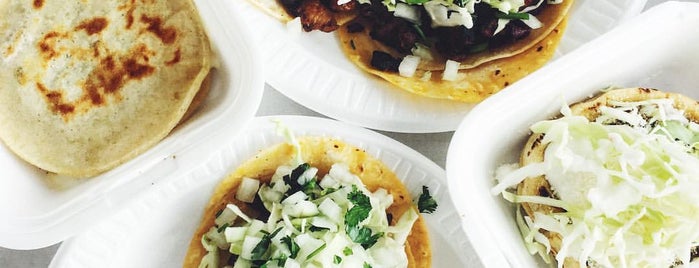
[231, 0, 646, 133]
[49, 115, 476, 268]
[0, 0, 264, 250]
[445, 2, 699, 267]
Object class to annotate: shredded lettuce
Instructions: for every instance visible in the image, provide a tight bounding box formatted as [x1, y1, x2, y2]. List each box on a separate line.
[493, 98, 699, 267]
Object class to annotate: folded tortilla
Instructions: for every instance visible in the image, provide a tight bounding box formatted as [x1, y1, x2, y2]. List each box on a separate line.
[338, 18, 567, 102]
[183, 136, 431, 267]
[0, 0, 212, 177]
[517, 88, 699, 267]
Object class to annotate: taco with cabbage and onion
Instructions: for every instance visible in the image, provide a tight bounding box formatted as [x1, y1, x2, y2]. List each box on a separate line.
[492, 88, 699, 267]
[248, 0, 572, 102]
[183, 135, 435, 267]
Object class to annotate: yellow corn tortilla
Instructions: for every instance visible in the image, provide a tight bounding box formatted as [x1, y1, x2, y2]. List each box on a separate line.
[516, 88, 699, 267]
[0, 0, 213, 178]
[338, 18, 566, 102]
[183, 136, 431, 267]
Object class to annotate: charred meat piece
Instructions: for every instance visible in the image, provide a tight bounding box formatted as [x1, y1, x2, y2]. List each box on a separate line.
[369, 19, 419, 54]
[433, 26, 476, 61]
[280, 0, 303, 17]
[489, 19, 531, 48]
[358, 2, 418, 54]
[346, 21, 365, 33]
[370, 51, 400, 72]
[322, 0, 357, 12]
[298, 0, 339, 32]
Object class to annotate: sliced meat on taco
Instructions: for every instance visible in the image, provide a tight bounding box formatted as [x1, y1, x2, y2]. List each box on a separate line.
[338, 17, 566, 102]
[249, 0, 360, 31]
[0, 0, 213, 177]
[492, 88, 699, 267]
[184, 136, 431, 267]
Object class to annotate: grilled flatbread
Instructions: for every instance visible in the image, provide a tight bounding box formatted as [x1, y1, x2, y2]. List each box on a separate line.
[0, 0, 212, 178]
[516, 88, 699, 267]
[183, 136, 431, 267]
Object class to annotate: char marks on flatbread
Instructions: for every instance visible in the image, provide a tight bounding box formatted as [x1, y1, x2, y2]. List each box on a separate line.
[183, 137, 431, 267]
[0, 0, 212, 177]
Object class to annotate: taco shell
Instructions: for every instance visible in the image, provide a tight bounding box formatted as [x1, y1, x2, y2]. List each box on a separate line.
[183, 136, 431, 267]
[338, 18, 567, 102]
[516, 88, 699, 267]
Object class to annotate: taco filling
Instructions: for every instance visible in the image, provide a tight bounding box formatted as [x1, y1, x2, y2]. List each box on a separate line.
[349, 0, 562, 71]
[184, 134, 435, 268]
[492, 88, 699, 267]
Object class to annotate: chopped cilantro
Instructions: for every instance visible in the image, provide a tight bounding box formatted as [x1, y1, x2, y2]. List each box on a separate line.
[251, 227, 283, 260]
[334, 255, 342, 264]
[343, 246, 353, 256]
[418, 186, 438, 214]
[364, 262, 373, 268]
[495, 11, 530, 20]
[346, 225, 383, 249]
[281, 236, 300, 259]
[345, 185, 372, 227]
[283, 163, 309, 195]
[302, 179, 319, 199]
[306, 243, 327, 260]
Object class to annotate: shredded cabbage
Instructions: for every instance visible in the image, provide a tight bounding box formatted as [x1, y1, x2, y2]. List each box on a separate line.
[493, 98, 699, 267]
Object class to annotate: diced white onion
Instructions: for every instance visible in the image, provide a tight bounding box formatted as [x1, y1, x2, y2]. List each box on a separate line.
[241, 236, 263, 260]
[282, 191, 307, 205]
[311, 216, 338, 232]
[393, 3, 420, 23]
[398, 55, 420, 77]
[233, 258, 251, 268]
[420, 71, 432, 82]
[494, 18, 509, 35]
[226, 204, 252, 223]
[337, 0, 350, 5]
[224, 227, 248, 243]
[284, 200, 319, 217]
[521, 15, 543, 29]
[215, 206, 239, 227]
[319, 174, 339, 189]
[318, 198, 342, 223]
[442, 59, 460, 81]
[411, 43, 434, 61]
[236, 177, 260, 203]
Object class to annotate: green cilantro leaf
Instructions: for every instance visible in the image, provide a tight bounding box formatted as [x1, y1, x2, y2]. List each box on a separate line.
[251, 227, 283, 260]
[418, 186, 438, 214]
[364, 262, 373, 268]
[281, 236, 300, 259]
[343, 246, 353, 256]
[346, 225, 383, 249]
[345, 185, 372, 227]
[283, 163, 309, 195]
[334, 255, 342, 264]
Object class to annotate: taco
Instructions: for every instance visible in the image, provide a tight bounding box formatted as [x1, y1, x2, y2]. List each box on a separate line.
[0, 0, 213, 178]
[183, 136, 432, 267]
[493, 88, 699, 267]
[248, 0, 572, 101]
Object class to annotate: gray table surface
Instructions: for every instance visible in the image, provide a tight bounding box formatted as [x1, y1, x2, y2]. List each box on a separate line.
[0, 0, 681, 266]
